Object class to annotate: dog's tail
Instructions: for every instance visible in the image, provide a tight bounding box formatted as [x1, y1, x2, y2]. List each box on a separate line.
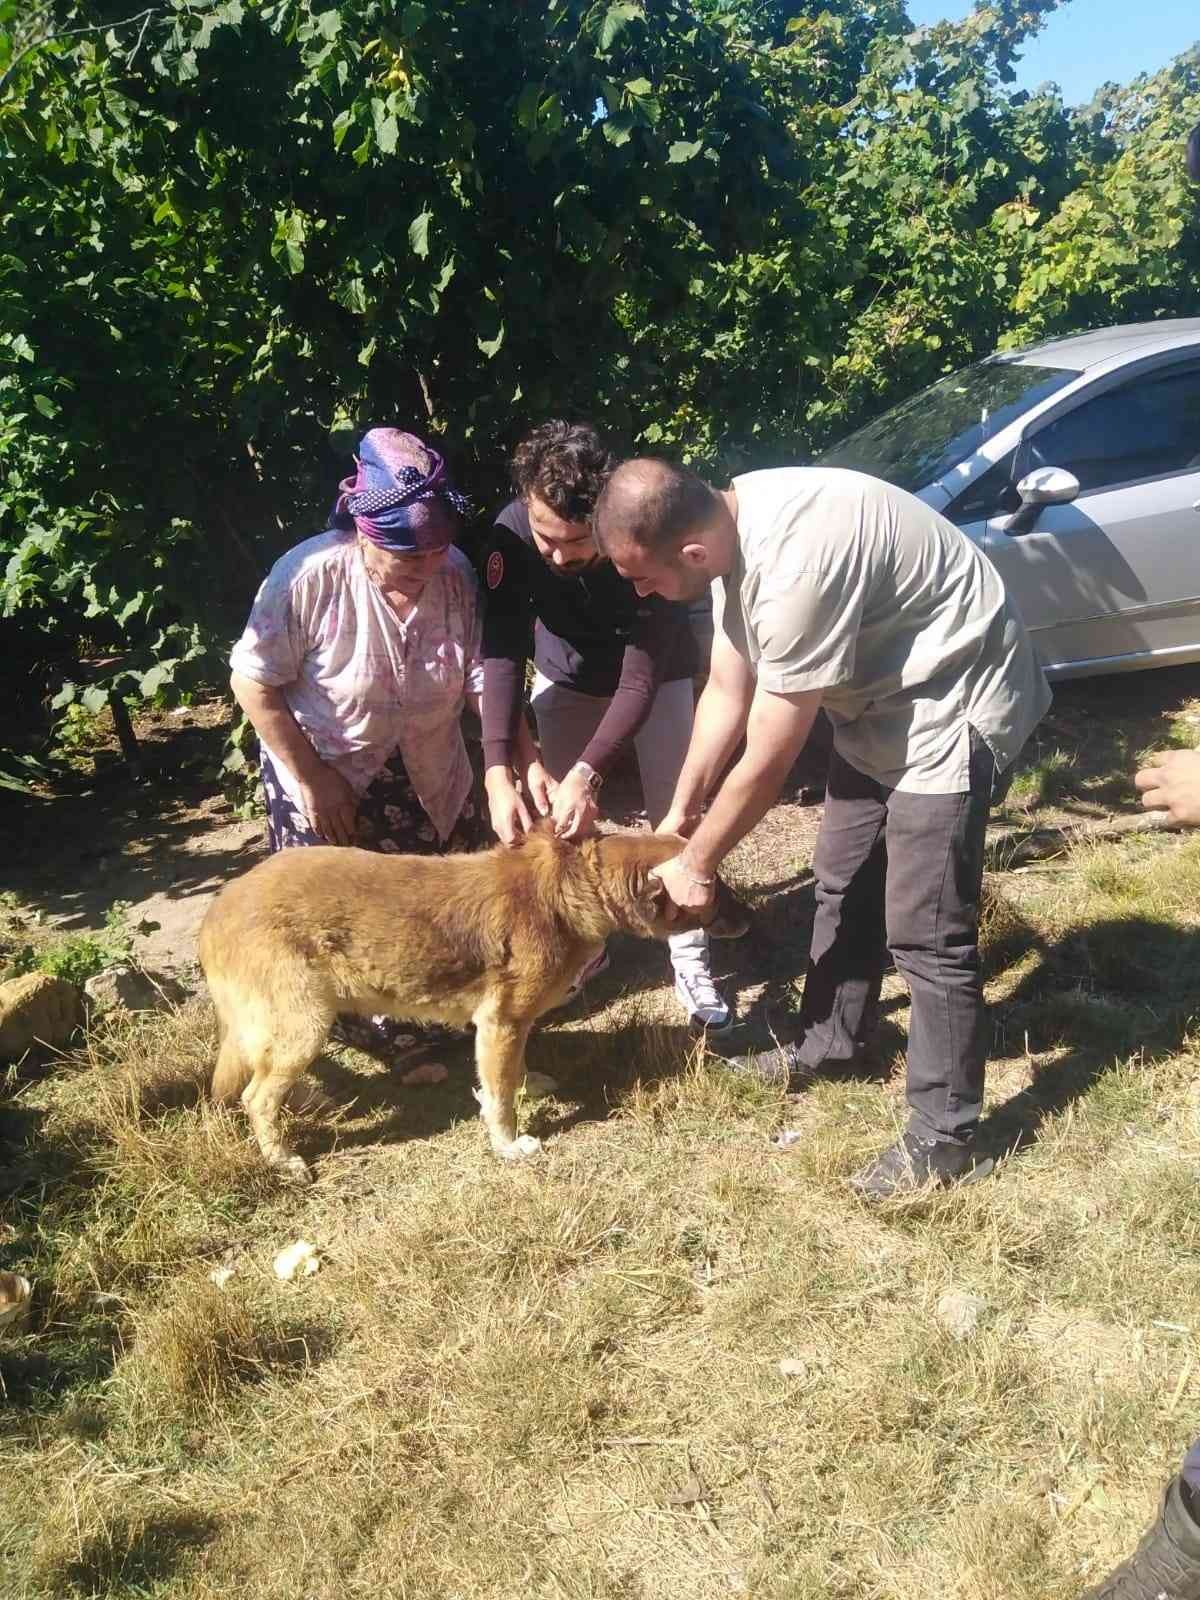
[211, 1023, 252, 1104]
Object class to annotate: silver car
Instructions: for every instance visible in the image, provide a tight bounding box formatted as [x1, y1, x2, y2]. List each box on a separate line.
[817, 318, 1200, 678]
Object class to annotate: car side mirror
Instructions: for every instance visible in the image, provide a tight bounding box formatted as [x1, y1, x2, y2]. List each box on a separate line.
[1006, 466, 1081, 534]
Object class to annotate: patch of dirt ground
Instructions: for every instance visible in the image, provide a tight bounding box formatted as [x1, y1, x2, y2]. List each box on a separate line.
[3, 699, 266, 975]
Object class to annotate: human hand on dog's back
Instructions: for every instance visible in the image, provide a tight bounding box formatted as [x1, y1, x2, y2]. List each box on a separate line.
[485, 767, 536, 846]
[525, 759, 557, 820]
[649, 851, 715, 924]
[550, 764, 599, 840]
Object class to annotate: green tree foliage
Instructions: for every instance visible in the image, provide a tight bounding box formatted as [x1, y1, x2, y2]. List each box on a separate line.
[0, 0, 1197, 719]
[1009, 49, 1200, 339]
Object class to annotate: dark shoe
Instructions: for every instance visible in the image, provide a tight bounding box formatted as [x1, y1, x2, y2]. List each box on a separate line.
[713, 1040, 804, 1089]
[1081, 1477, 1200, 1599]
[850, 1130, 993, 1200]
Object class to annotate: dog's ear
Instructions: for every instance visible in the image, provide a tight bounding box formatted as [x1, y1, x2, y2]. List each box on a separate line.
[633, 867, 676, 927]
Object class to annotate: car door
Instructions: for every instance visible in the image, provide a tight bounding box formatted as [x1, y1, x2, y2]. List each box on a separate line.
[976, 362, 1200, 674]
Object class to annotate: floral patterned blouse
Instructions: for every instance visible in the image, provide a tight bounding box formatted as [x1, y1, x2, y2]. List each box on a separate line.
[230, 528, 485, 841]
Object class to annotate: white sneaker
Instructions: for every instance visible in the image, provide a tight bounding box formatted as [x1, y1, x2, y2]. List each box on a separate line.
[673, 953, 732, 1033]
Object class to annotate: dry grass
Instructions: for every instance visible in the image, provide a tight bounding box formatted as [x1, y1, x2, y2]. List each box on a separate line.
[5, 670, 1200, 1600]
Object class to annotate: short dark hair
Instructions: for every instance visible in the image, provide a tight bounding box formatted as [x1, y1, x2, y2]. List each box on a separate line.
[511, 421, 617, 522]
[593, 458, 716, 555]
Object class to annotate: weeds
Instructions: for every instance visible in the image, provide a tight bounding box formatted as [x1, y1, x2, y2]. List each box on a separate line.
[217, 710, 265, 818]
[1004, 746, 1074, 812]
[50, 702, 116, 772]
[2, 900, 140, 986]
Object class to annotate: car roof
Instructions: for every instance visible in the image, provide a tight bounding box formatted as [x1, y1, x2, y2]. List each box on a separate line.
[999, 318, 1200, 371]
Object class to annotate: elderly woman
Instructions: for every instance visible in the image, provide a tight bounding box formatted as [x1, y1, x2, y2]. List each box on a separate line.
[229, 426, 497, 1062]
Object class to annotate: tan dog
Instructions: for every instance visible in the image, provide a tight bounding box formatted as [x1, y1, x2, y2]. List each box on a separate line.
[199, 825, 742, 1181]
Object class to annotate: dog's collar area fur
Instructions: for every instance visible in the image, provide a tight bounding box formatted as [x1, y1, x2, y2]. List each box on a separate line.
[573, 841, 632, 939]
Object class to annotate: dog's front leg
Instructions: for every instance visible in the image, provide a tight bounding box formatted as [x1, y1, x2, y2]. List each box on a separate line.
[474, 1011, 540, 1162]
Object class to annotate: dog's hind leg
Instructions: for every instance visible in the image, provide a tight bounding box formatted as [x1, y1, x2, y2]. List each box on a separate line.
[474, 1006, 539, 1162]
[239, 1004, 334, 1185]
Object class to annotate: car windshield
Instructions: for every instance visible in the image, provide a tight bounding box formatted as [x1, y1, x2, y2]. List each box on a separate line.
[815, 359, 1080, 492]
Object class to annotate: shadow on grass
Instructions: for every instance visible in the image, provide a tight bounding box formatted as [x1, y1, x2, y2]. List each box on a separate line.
[523, 1021, 708, 1142]
[305, 1018, 712, 1156]
[301, 1043, 479, 1159]
[977, 911, 1200, 1162]
[0, 1060, 330, 1430]
[42, 1508, 219, 1597]
[0, 1330, 124, 1426]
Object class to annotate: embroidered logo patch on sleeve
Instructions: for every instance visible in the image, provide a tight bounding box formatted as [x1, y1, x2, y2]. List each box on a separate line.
[486, 550, 504, 590]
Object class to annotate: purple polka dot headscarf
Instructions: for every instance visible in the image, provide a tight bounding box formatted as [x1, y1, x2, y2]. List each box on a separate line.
[335, 428, 472, 553]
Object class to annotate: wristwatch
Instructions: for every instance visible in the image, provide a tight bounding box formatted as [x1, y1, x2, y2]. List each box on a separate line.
[572, 759, 604, 794]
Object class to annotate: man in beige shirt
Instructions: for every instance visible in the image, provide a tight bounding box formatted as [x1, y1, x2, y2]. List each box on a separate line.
[594, 460, 1050, 1198]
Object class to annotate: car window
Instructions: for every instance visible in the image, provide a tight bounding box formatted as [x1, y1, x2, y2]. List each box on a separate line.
[815, 360, 1078, 493]
[1028, 364, 1200, 493]
[946, 450, 1019, 525]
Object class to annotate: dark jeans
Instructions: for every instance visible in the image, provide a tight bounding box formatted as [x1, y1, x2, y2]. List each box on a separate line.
[797, 736, 998, 1145]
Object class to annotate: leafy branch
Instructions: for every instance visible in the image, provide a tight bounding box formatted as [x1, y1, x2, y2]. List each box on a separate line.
[0, 6, 161, 94]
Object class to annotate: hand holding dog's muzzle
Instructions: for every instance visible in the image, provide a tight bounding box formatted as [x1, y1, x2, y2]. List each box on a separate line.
[650, 856, 716, 924]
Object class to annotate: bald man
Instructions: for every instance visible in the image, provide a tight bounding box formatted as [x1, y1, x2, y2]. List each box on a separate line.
[593, 459, 1050, 1199]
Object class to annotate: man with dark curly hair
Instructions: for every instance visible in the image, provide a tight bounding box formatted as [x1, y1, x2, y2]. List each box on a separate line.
[479, 420, 732, 1030]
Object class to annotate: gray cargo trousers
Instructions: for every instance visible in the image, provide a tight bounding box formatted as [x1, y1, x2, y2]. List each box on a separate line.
[797, 735, 1002, 1144]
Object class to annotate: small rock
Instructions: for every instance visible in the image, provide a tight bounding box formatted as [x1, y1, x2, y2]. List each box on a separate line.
[770, 1129, 805, 1152]
[523, 1071, 559, 1101]
[399, 1060, 449, 1087]
[208, 1266, 235, 1289]
[777, 1357, 808, 1378]
[0, 973, 85, 1058]
[0, 1272, 33, 1334]
[83, 964, 176, 1015]
[936, 1289, 986, 1341]
[273, 1240, 321, 1282]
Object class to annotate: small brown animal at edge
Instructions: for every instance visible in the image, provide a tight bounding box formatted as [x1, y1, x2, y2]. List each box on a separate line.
[198, 824, 744, 1182]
